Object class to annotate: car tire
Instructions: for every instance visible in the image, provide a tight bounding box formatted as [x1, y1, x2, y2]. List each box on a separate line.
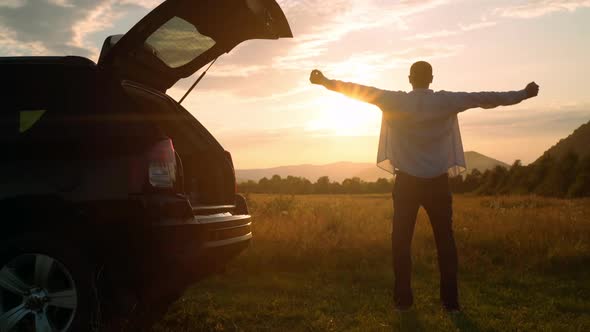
[0, 234, 100, 331]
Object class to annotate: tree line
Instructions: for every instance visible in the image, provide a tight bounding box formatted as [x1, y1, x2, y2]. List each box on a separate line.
[239, 152, 590, 198]
[239, 175, 393, 195]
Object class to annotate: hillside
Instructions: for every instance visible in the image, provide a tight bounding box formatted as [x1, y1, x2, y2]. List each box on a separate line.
[236, 151, 509, 182]
[536, 119, 590, 162]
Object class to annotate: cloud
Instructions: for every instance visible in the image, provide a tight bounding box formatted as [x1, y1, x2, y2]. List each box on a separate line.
[47, 0, 74, 7]
[273, 0, 451, 70]
[0, 0, 25, 8]
[118, 0, 163, 7]
[205, 64, 268, 78]
[0, 1, 111, 58]
[495, 0, 590, 19]
[277, 0, 352, 20]
[173, 43, 463, 102]
[0, 24, 49, 55]
[69, 1, 123, 58]
[459, 20, 497, 31]
[405, 19, 497, 40]
[320, 44, 464, 79]
[0, 0, 160, 59]
[460, 102, 590, 135]
[0, 0, 453, 71]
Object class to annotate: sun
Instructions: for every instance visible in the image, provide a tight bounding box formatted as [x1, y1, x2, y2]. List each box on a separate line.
[306, 94, 382, 136]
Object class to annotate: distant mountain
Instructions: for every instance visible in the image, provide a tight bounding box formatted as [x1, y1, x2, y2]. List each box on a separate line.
[236, 162, 377, 183]
[464, 151, 509, 173]
[536, 120, 590, 162]
[236, 151, 509, 182]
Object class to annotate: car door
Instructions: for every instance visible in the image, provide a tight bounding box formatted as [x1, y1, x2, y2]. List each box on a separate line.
[98, 0, 292, 91]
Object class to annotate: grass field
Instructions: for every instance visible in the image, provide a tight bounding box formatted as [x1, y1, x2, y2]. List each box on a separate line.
[154, 194, 590, 332]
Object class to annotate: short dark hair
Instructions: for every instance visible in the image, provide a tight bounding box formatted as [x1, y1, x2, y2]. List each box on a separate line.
[410, 61, 433, 80]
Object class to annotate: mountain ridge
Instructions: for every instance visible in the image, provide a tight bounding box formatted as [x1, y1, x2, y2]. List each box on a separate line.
[536, 119, 590, 163]
[236, 151, 509, 182]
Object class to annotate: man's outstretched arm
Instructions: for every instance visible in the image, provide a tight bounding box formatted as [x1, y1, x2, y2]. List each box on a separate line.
[310, 69, 392, 106]
[449, 82, 540, 112]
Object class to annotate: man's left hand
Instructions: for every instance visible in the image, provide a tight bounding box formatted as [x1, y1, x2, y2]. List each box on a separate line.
[525, 82, 539, 98]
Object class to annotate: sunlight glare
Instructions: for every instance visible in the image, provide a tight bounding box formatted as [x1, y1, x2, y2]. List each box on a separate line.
[306, 94, 382, 136]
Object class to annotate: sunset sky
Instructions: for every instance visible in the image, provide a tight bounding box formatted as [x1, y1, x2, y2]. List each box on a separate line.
[1, 0, 589, 169]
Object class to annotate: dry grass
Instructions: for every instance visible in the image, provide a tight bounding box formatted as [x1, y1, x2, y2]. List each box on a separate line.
[155, 194, 590, 331]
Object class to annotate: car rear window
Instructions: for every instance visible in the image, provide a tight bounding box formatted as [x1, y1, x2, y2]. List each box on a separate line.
[145, 16, 216, 68]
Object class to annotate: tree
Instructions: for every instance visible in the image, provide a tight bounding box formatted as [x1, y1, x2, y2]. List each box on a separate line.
[342, 177, 363, 194]
[567, 154, 590, 198]
[315, 176, 331, 194]
[536, 152, 578, 197]
[528, 155, 554, 193]
[463, 168, 482, 193]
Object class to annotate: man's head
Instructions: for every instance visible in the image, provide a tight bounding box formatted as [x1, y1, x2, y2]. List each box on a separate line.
[409, 61, 433, 89]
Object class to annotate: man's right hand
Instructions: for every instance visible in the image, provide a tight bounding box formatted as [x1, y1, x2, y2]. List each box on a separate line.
[310, 69, 328, 86]
[525, 82, 539, 98]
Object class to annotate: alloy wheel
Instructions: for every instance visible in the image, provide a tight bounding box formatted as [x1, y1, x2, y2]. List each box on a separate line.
[0, 254, 77, 331]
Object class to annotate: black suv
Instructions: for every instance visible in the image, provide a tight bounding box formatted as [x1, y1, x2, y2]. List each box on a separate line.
[0, 1, 291, 330]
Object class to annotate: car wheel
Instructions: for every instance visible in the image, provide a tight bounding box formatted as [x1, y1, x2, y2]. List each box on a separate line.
[0, 237, 98, 331]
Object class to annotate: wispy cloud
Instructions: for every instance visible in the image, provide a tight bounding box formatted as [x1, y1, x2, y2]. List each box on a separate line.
[0, 0, 163, 59]
[206, 64, 268, 78]
[118, 0, 163, 8]
[0, 0, 25, 8]
[459, 20, 497, 31]
[0, 24, 49, 55]
[461, 102, 590, 133]
[273, 0, 450, 70]
[69, 1, 122, 58]
[47, 0, 75, 7]
[0, 1, 115, 58]
[277, 0, 351, 18]
[322, 44, 464, 78]
[405, 19, 497, 40]
[495, 0, 590, 19]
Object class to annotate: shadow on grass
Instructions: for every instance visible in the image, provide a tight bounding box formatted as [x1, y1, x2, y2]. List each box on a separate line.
[449, 312, 482, 332]
[397, 310, 425, 332]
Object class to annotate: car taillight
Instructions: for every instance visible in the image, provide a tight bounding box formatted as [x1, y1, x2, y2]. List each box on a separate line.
[225, 150, 237, 194]
[148, 138, 177, 189]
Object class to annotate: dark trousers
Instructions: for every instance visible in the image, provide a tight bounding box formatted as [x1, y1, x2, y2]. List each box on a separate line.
[392, 171, 458, 307]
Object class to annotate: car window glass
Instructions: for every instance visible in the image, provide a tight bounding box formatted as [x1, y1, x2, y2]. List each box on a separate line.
[19, 110, 47, 133]
[145, 17, 216, 68]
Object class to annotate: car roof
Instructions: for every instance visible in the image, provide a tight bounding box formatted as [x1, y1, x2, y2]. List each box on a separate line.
[0, 56, 96, 68]
[0, 56, 98, 105]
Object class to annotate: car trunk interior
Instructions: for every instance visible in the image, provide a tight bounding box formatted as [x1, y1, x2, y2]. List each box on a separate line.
[121, 81, 236, 207]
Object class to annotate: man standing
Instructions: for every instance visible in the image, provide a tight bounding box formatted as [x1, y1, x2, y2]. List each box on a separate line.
[309, 62, 539, 311]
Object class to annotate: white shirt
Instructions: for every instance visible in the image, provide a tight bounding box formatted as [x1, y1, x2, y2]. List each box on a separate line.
[324, 81, 529, 178]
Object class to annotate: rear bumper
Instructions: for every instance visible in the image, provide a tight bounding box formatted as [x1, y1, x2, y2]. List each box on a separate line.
[148, 205, 252, 272]
[129, 193, 252, 274]
[153, 213, 252, 250]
